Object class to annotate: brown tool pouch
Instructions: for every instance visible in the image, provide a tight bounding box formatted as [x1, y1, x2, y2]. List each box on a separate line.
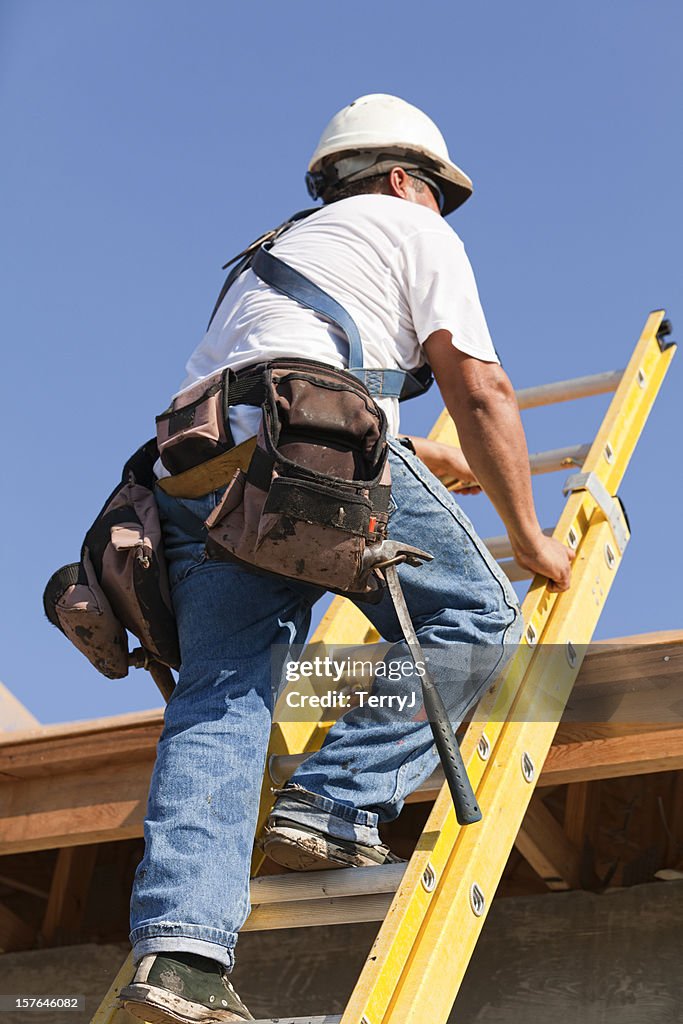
[43, 441, 180, 679]
[43, 555, 130, 679]
[155, 369, 234, 476]
[204, 358, 391, 598]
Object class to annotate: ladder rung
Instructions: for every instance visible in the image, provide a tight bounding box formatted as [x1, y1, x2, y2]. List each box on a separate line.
[252, 1017, 341, 1023]
[450, 445, 589, 493]
[529, 443, 591, 475]
[244, 890, 392, 931]
[516, 368, 623, 409]
[484, 527, 552, 560]
[498, 560, 533, 582]
[250, 862, 405, 904]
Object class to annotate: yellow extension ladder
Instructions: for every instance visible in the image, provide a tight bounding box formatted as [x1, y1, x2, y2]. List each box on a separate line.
[94, 311, 675, 1024]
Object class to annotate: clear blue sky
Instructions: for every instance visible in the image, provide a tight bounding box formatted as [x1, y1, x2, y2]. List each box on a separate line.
[1, 1, 680, 724]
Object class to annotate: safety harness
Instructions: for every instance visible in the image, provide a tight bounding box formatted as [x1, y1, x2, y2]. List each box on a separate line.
[209, 208, 434, 402]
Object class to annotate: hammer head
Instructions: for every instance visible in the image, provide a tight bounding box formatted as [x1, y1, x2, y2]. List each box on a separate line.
[362, 539, 434, 575]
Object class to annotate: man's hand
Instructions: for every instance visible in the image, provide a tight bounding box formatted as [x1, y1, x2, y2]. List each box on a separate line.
[511, 532, 576, 593]
[405, 437, 482, 494]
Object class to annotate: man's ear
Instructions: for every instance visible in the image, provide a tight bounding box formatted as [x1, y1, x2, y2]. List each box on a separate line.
[387, 167, 411, 199]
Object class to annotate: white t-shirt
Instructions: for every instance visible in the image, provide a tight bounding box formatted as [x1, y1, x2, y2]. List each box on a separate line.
[171, 194, 498, 450]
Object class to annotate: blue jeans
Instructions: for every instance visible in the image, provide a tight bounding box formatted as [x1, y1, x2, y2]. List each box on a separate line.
[130, 437, 522, 968]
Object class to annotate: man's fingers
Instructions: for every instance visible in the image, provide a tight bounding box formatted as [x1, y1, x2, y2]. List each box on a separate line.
[547, 575, 569, 593]
[448, 480, 481, 494]
[522, 543, 574, 593]
[549, 555, 574, 592]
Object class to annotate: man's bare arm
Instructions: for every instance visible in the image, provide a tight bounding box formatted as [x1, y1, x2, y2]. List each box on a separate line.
[423, 330, 574, 592]
[403, 436, 482, 493]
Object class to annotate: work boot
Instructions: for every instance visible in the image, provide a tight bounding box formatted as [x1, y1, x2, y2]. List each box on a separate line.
[261, 816, 403, 871]
[120, 951, 254, 1023]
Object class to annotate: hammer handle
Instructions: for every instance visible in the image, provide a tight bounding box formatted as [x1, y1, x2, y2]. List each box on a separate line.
[421, 674, 482, 826]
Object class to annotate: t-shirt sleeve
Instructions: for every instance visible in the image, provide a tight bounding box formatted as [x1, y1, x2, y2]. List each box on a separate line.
[398, 227, 499, 363]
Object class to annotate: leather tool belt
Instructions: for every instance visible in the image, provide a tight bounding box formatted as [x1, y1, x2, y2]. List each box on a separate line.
[155, 356, 393, 599]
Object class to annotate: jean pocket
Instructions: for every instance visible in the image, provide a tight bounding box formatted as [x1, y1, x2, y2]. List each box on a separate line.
[169, 547, 209, 590]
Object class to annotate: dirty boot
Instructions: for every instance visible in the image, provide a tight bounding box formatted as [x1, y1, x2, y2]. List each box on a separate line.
[120, 951, 253, 1023]
[261, 816, 403, 871]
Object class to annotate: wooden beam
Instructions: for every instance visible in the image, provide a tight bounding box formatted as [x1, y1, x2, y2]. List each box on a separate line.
[541, 724, 683, 786]
[5, 724, 682, 856]
[0, 872, 49, 899]
[0, 682, 39, 732]
[2, 631, 678, 775]
[514, 795, 581, 890]
[562, 781, 602, 888]
[0, 633, 680, 855]
[563, 782, 593, 846]
[564, 631, 683, 727]
[0, 709, 161, 782]
[664, 772, 683, 868]
[0, 899, 35, 951]
[41, 845, 98, 944]
[0, 759, 153, 853]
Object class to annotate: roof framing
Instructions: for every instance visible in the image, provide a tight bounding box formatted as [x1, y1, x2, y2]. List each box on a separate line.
[0, 632, 680, 856]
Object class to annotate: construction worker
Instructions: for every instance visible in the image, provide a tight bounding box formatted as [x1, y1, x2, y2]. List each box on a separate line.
[121, 94, 574, 1023]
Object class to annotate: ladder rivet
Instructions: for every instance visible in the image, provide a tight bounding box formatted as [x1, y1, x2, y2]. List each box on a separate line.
[567, 527, 578, 550]
[525, 624, 537, 646]
[469, 882, 486, 917]
[566, 641, 577, 668]
[421, 862, 437, 892]
[477, 733, 491, 761]
[604, 543, 616, 569]
[604, 442, 614, 464]
[521, 751, 535, 782]
[637, 368, 647, 388]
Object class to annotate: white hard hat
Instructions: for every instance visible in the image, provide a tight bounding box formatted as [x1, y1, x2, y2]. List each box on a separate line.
[307, 93, 473, 216]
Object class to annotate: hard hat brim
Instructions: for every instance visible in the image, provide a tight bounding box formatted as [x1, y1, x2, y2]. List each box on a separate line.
[310, 147, 473, 216]
[430, 166, 473, 215]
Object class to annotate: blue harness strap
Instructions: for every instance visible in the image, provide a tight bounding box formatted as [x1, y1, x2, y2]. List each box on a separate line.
[253, 245, 365, 372]
[251, 243, 432, 402]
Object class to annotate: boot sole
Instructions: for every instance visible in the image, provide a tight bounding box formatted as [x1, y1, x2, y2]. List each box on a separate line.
[120, 983, 251, 1023]
[262, 824, 392, 871]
